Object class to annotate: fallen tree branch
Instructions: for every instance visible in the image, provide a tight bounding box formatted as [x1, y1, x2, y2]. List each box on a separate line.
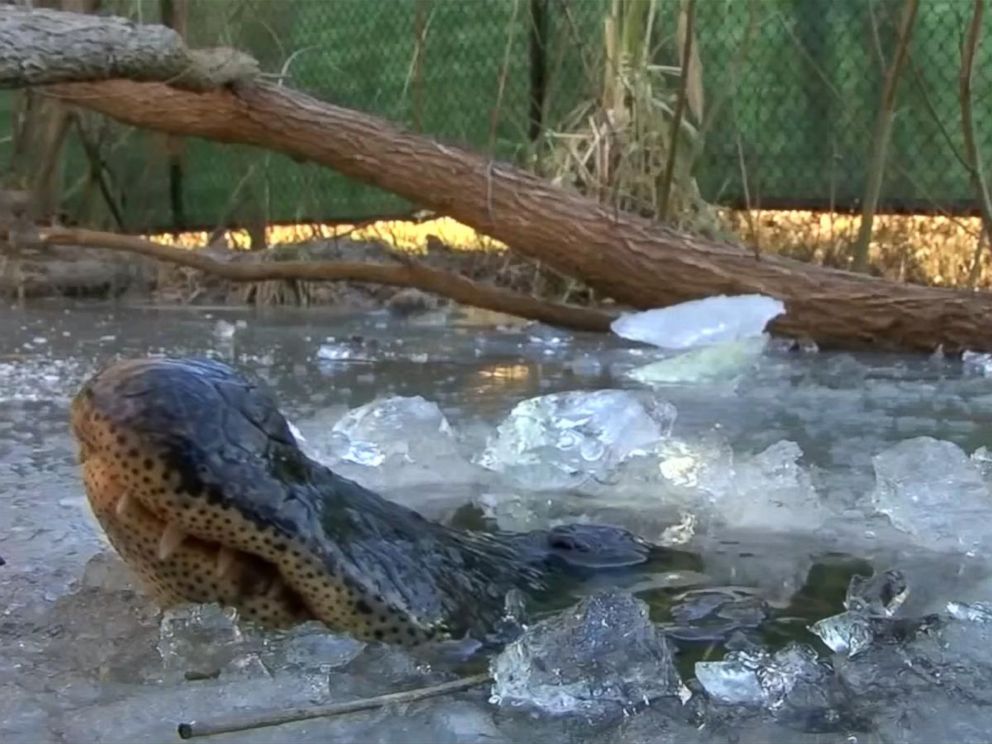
[177, 672, 491, 739]
[37, 77, 992, 352]
[33, 226, 616, 332]
[0, 6, 257, 90]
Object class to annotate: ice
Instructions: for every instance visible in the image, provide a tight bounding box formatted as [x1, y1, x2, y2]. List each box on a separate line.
[329, 395, 460, 467]
[213, 319, 237, 339]
[317, 342, 360, 361]
[831, 604, 992, 741]
[947, 600, 992, 623]
[809, 611, 875, 657]
[477, 390, 676, 489]
[962, 350, 992, 376]
[157, 604, 268, 681]
[811, 570, 918, 657]
[695, 642, 830, 709]
[610, 294, 785, 350]
[702, 440, 828, 533]
[845, 569, 909, 617]
[526, 323, 572, 350]
[869, 437, 992, 553]
[626, 336, 768, 386]
[489, 591, 683, 717]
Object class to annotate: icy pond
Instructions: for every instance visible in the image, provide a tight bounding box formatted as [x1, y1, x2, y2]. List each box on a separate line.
[4, 299, 992, 743]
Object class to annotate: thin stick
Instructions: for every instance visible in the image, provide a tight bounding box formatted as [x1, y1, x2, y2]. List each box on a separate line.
[850, 0, 920, 273]
[31, 226, 616, 332]
[177, 672, 492, 739]
[659, 0, 696, 222]
[959, 0, 992, 287]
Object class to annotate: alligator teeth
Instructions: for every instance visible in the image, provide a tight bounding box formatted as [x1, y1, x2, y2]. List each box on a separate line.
[157, 522, 187, 561]
[115, 492, 133, 517]
[215, 547, 236, 578]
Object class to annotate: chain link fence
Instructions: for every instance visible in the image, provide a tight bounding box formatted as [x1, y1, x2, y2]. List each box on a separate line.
[4, 0, 992, 234]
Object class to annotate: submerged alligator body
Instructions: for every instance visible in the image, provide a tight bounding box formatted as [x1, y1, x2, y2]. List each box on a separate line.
[71, 357, 692, 645]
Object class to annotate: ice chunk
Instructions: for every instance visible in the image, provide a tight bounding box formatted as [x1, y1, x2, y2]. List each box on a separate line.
[706, 440, 827, 532]
[330, 396, 459, 467]
[317, 343, 359, 362]
[489, 591, 683, 717]
[213, 319, 237, 339]
[947, 600, 992, 623]
[695, 642, 828, 709]
[869, 437, 992, 553]
[526, 323, 572, 349]
[845, 569, 908, 617]
[477, 390, 676, 489]
[610, 294, 785, 350]
[626, 336, 767, 386]
[157, 604, 267, 680]
[962, 350, 992, 376]
[809, 611, 875, 657]
[812, 571, 917, 657]
[79, 551, 137, 592]
[812, 609, 940, 659]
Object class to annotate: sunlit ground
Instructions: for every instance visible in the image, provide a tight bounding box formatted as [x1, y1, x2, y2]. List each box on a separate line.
[147, 210, 991, 289]
[149, 216, 508, 253]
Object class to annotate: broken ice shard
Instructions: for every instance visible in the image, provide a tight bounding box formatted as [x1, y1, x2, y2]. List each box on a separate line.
[946, 600, 992, 623]
[477, 389, 676, 489]
[845, 569, 908, 617]
[489, 591, 683, 717]
[811, 570, 911, 657]
[610, 294, 785, 350]
[869, 437, 992, 553]
[809, 611, 875, 658]
[330, 395, 459, 466]
[626, 336, 768, 386]
[962, 350, 992, 377]
[695, 642, 829, 709]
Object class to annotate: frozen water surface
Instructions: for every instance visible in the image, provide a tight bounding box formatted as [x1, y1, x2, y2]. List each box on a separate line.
[4, 300, 992, 743]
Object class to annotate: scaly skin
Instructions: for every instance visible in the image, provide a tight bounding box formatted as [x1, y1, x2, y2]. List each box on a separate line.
[71, 357, 694, 645]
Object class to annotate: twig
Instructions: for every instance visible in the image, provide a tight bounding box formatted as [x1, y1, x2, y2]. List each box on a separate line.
[70, 114, 127, 231]
[177, 673, 492, 739]
[959, 0, 992, 287]
[850, 0, 919, 273]
[31, 226, 617, 332]
[659, 0, 695, 222]
[489, 0, 522, 153]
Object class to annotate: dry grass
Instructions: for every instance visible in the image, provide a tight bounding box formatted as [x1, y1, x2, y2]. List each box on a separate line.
[723, 209, 992, 289]
[537, 0, 724, 236]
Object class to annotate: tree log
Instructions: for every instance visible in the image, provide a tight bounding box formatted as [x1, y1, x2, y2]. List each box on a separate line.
[10, 8, 992, 352]
[36, 226, 616, 332]
[0, 6, 257, 90]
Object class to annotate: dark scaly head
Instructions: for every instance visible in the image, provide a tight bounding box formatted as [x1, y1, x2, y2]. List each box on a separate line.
[69, 357, 440, 643]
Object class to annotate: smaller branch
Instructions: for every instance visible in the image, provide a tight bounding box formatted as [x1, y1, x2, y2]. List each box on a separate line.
[177, 673, 491, 739]
[851, 0, 920, 273]
[959, 0, 992, 281]
[659, 0, 695, 222]
[29, 226, 617, 332]
[71, 114, 127, 230]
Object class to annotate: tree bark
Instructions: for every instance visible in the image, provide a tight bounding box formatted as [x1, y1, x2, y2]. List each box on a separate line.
[0, 6, 257, 90]
[7, 7, 992, 353]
